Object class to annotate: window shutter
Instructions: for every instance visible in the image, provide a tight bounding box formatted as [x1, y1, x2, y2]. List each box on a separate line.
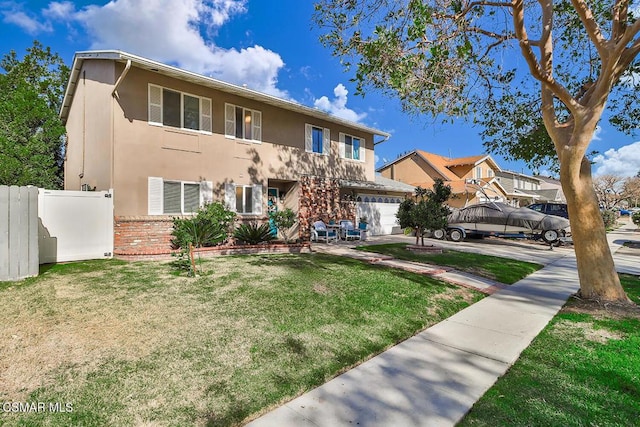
[148, 85, 162, 124]
[148, 177, 163, 215]
[305, 124, 313, 152]
[225, 104, 235, 137]
[225, 183, 236, 211]
[252, 185, 263, 215]
[201, 98, 212, 132]
[252, 111, 262, 142]
[323, 128, 330, 155]
[339, 133, 346, 158]
[200, 181, 213, 205]
[359, 139, 366, 162]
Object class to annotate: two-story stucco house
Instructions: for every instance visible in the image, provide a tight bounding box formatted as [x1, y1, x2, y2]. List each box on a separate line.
[60, 51, 412, 255]
[377, 150, 507, 208]
[494, 170, 542, 206]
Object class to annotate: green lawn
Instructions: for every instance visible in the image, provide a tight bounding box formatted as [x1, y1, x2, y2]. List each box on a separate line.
[357, 243, 543, 284]
[459, 274, 640, 426]
[0, 254, 483, 426]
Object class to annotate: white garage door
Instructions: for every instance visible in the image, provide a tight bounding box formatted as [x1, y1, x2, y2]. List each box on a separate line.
[356, 202, 402, 236]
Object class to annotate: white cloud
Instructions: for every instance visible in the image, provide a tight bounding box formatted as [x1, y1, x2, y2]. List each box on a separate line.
[593, 141, 640, 177]
[1, 3, 51, 34]
[43, 1, 75, 20]
[4, 0, 288, 98]
[314, 84, 366, 123]
[591, 125, 602, 141]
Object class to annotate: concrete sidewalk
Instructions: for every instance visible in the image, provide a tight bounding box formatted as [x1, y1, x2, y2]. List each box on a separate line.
[246, 225, 638, 427]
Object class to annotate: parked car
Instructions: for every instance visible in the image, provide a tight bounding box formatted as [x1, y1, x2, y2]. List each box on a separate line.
[527, 202, 569, 219]
[440, 202, 571, 244]
[618, 208, 631, 216]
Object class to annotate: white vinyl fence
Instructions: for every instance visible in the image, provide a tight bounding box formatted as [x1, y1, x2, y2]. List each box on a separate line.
[39, 189, 114, 264]
[0, 186, 39, 281]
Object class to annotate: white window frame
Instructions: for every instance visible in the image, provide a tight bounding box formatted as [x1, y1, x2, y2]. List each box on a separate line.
[147, 177, 213, 215]
[339, 132, 366, 162]
[305, 124, 330, 155]
[224, 103, 262, 143]
[148, 84, 212, 133]
[224, 183, 263, 215]
[475, 166, 482, 179]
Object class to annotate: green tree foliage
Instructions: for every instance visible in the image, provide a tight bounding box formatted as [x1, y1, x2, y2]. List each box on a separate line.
[397, 179, 452, 246]
[314, 0, 639, 302]
[270, 208, 297, 242]
[0, 41, 69, 188]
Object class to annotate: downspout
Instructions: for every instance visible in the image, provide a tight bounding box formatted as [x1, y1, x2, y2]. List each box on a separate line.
[112, 59, 131, 98]
[110, 59, 131, 191]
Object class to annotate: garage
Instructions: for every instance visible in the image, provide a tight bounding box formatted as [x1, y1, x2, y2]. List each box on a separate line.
[356, 198, 403, 236]
[340, 176, 415, 236]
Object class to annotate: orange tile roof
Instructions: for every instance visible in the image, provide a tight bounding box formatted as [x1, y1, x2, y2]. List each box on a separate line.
[444, 155, 486, 167]
[415, 151, 460, 181]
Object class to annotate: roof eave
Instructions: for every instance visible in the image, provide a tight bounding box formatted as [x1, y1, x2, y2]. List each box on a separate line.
[60, 50, 390, 138]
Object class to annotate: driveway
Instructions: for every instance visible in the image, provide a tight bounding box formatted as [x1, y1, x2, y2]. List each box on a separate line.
[352, 233, 571, 266]
[329, 217, 639, 272]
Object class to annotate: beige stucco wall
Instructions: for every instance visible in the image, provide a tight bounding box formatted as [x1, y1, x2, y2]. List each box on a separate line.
[64, 61, 116, 191]
[66, 60, 378, 216]
[450, 160, 496, 180]
[379, 155, 441, 186]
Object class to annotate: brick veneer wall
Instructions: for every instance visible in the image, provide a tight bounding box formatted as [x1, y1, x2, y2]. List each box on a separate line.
[114, 216, 176, 254]
[115, 176, 357, 253]
[298, 176, 356, 241]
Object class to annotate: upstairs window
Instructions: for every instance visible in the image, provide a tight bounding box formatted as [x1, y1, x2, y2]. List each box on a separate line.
[305, 124, 329, 155]
[225, 103, 262, 142]
[148, 85, 212, 132]
[339, 133, 365, 161]
[475, 166, 482, 179]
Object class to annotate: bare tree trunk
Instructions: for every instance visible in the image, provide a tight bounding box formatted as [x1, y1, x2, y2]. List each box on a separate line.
[560, 152, 630, 302]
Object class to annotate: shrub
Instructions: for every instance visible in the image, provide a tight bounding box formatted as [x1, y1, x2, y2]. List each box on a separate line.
[633, 211, 640, 226]
[601, 209, 618, 229]
[270, 209, 297, 242]
[234, 222, 276, 245]
[397, 179, 452, 246]
[171, 202, 235, 250]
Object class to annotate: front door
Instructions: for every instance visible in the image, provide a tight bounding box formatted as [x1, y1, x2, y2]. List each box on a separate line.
[268, 187, 279, 236]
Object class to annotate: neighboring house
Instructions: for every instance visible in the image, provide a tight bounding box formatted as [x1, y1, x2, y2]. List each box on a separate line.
[377, 150, 507, 208]
[533, 175, 566, 203]
[494, 170, 542, 207]
[60, 50, 410, 254]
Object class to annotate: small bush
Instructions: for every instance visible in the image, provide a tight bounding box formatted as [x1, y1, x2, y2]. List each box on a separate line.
[601, 209, 618, 229]
[270, 209, 297, 242]
[632, 211, 640, 226]
[234, 222, 276, 245]
[171, 202, 236, 249]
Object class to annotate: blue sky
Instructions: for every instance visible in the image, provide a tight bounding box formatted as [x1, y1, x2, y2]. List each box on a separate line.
[2, 0, 640, 177]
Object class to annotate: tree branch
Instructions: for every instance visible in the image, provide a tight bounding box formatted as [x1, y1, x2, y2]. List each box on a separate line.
[512, 0, 578, 113]
[570, 0, 607, 57]
[611, 0, 628, 43]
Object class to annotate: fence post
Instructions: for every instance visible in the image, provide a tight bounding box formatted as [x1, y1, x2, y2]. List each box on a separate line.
[0, 185, 39, 281]
[0, 186, 9, 280]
